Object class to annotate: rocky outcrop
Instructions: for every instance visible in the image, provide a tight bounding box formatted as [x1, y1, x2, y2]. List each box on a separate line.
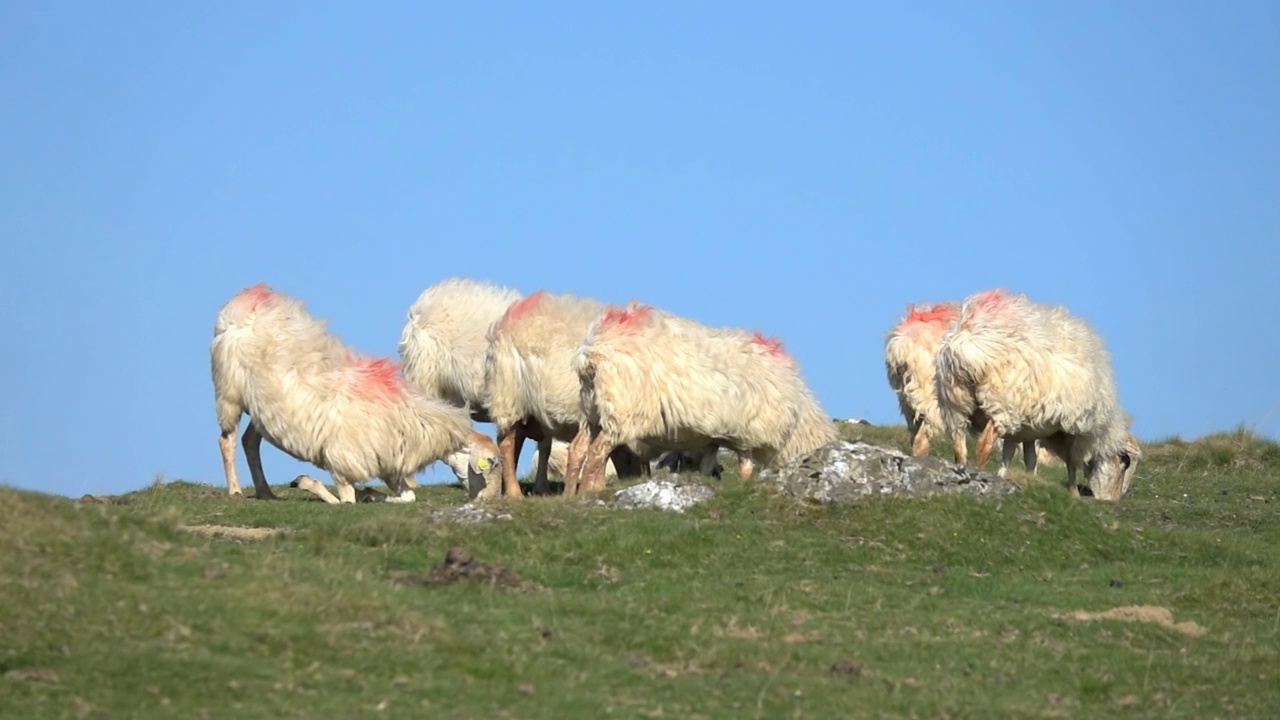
[761, 441, 1020, 503]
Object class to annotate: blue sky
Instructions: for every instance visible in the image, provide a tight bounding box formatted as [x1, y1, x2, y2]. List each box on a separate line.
[2, 1, 1278, 498]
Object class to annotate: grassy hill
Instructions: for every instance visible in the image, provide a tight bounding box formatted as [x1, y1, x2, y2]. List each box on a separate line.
[3, 426, 1277, 718]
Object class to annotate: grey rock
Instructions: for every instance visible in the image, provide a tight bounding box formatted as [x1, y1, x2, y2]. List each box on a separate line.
[613, 478, 716, 513]
[760, 441, 1020, 503]
[425, 502, 514, 525]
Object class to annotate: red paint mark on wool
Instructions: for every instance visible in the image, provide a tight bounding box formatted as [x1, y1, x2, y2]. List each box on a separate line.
[351, 356, 404, 398]
[599, 302, 651, 331]
[234, 282, 274, 312]
[969, 288, 1016, 319]
[904, 303, 958, 327]
[500, 290, 546, 328]
[751, 331, 788, 358]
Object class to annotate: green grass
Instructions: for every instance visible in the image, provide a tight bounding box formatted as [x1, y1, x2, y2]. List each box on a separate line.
[3, 428, 1278, 718]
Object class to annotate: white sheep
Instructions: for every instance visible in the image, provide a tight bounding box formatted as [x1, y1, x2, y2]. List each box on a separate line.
[566, 301, 838, 494]
[396, 277, 533, 495]
[482, 289, 651, 499]
[884, 301, 1038, 469]
[398, 277, 523, 423]
[211, 283, 503, 504]
[934, 288, 1139, 499]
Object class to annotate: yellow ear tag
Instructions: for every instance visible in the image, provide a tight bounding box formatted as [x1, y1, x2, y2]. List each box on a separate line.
[476, 458, 490, 471]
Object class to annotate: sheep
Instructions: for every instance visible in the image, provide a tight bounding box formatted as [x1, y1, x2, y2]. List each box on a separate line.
[482, 289, 651, 499]
[934, 288, 1139, 499]
[210, 282, 503, 504]
[884, 301, 1038, 469]
[396, 277, 535, 495]
[566, 301, 838, 494]
[398, 277, 523, 424]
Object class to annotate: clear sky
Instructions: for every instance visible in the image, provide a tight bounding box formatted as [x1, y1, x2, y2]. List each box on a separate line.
[2, 1, 1278, 498]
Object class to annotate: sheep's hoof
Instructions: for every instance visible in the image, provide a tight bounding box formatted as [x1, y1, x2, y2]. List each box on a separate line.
[229, 492, 246, 502]
[386, 490, 416, 504]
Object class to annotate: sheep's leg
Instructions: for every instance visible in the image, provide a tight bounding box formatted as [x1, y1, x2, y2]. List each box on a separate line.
[698, 446, 720, 478]
[737, 454, 755, 480]
[496, 424, 526, 499]
[334, 476, 358, 504]
[975, 420, 997, 468]
[951, 428, 968, 465]
[579, 427, 616, 494]
[910, 424, 931, 457]
[998, 439, 1017, 478]
[532, 437, 553, 496]
[290, 475, 343, 504]
[384, 476, 416, 504]
[1022, 441, 1038, 475]
[241, 424, 279, 500]
[608, 446, 645, 479]
[564, 426, 591, 497]
[1063, 435, 1080, 497]
[218, 431, 243, 498]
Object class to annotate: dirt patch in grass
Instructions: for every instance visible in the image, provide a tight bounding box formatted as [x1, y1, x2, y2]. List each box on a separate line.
[177, 524, 286, 541]
[394, 546, 539, 592]
[1063, 605, 1208, 637]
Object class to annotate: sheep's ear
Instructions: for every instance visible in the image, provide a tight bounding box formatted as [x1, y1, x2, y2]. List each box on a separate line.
[475, 457, 490, 472]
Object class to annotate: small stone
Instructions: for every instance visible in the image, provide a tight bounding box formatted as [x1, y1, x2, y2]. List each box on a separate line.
[830, 659, 863, 676]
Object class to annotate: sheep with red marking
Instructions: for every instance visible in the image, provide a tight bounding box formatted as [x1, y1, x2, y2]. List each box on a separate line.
[210, 283, 503, 504]
[884, 302, 972, 462]
[396, 277, 524, 493]
[566, 301, 837, 494]
[884, 301, 1037, 468]
[933, 288, 1139, 499]
[482, 290, 654, 499]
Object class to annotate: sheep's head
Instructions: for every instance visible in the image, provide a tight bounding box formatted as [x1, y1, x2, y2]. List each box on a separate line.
[465, 432, 503, 500]
[1085, 434, 1142, 501]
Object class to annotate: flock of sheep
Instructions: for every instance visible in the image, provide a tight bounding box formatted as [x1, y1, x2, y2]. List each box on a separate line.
[210, 279, 1141, 506]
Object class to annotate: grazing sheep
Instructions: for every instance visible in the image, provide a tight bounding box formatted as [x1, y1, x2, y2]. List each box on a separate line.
[885, 301, 1037, 468]
[482, 289, 649, 499]
[884, 302, 971, 462]
[398, 277, 523, 424]
[567, 301, 838, 494]
[934, 288, 1139, 499]
[211, 283, 503, 504]
[397, 277, 535, 494]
